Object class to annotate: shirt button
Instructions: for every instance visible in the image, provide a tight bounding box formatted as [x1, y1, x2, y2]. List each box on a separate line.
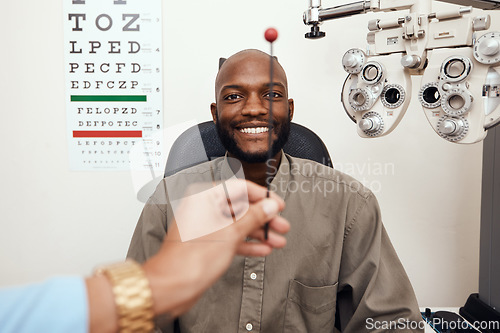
[246, 323, 253, 331]
[250, 273, 257, 280]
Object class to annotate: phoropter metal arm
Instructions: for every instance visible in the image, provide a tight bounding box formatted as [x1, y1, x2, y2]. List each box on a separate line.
[303, 0, 372, 38]
[304, 0, 500, 39]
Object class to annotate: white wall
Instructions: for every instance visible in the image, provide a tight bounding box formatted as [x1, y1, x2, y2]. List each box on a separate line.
[1, 0, 495, 307]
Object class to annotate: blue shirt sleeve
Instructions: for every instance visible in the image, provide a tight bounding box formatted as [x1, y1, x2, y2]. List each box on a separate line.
[0, 276, 88, 333]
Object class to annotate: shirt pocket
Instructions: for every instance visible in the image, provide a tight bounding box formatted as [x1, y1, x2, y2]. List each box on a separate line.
[283, 279, 338, 333]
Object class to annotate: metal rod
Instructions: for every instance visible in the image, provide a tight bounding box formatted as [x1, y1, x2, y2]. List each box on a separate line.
[319, 0, 371, 21]
[265, 42, 274, 240]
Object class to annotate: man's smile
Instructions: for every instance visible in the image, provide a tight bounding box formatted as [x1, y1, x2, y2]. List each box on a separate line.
[239, 127, 269, 134]
[234, 121, 274, 138]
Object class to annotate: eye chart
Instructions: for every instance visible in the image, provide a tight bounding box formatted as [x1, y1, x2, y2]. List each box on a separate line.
[64, 0, 163, 171]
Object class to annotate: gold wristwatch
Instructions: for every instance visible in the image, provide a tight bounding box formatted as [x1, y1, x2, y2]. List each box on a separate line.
[96, 260, 154, 332]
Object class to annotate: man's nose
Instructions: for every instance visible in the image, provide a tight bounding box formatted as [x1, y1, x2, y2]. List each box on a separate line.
[242, 94, 267, 116]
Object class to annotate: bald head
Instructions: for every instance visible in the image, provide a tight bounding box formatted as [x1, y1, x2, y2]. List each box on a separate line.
[215, 49, 288, 102]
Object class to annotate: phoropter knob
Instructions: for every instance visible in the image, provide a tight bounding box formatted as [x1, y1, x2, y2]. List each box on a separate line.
[359, 112, 384, 137]
[305, 25, 326, 39]
[359, 116, 381, 133]
[440, 119, 464, 136]
[342, 49, 366, 74]
[437, 116, 469, 142]
[401, 55, 421, 69]
[474, 32, 500, 65]
[480, 38, 500, 56]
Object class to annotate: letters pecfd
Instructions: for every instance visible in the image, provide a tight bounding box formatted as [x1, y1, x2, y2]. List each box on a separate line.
[69, 63, 141, 74]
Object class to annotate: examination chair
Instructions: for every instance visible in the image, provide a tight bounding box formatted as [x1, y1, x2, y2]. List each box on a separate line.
[164, 120, 333, 177]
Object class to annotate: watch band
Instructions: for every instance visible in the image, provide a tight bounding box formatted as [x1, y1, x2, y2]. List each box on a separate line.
[96, 260, 154, 332]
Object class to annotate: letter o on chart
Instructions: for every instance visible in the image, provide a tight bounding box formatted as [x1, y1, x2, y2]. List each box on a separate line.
[96, 14, 113, 31]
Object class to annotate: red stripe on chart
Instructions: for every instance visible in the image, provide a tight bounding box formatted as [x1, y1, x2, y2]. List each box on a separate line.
[73, 131, 143, 138]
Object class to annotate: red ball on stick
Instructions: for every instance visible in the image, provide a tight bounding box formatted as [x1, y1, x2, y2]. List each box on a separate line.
[264, 28, 278, 43]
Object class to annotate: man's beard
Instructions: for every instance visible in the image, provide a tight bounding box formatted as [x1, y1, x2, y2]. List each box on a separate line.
[215, 114, 290, 163]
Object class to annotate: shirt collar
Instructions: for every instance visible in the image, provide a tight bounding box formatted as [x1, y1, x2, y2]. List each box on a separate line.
[219, 151, 289, 201]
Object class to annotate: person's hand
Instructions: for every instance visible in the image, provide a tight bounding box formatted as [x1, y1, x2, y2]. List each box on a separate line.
[142, 180, 289, 318]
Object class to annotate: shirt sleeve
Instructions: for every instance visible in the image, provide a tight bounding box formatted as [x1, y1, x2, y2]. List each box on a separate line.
[0, 276, 88, 333]
[337, 192, 424, 333]
[127, 180, 170, 264]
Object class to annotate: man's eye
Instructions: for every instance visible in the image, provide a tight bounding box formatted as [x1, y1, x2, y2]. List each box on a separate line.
[265, 92, 282, 98]
[224, 94, 241, 100]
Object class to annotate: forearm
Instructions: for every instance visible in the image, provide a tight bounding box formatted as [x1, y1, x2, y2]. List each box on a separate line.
[85, 275, 118, 333]
[143, 252, 199, 319]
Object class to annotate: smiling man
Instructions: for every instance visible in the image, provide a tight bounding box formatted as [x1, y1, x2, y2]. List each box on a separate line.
[127, 49, 423, 332]
[212, 49, 293, 185]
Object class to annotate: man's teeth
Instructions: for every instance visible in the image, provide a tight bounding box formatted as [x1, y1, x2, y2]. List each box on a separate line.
[240, 127, 269, 134]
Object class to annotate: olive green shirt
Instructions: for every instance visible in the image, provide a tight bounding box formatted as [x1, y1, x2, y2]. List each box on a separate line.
[127, 152, 423, 332]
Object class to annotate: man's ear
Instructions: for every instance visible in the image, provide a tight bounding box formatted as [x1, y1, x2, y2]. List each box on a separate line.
[288, 99, 294, 121]
[210, 103, 218, 123]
